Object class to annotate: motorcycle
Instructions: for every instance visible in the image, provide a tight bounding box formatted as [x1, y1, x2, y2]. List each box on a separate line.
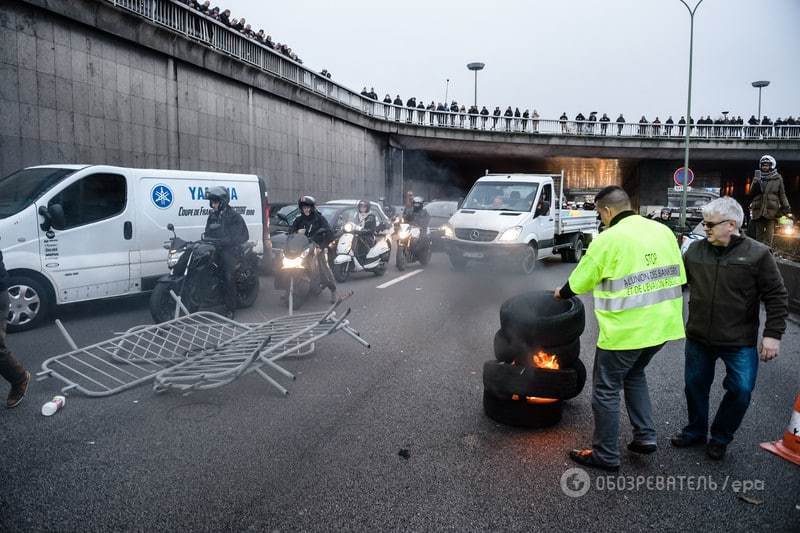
[332, 222, 391, 282]
[149, 223, 260, 323]
[395, 222, 432, 271]
[274, 232, 325, 310]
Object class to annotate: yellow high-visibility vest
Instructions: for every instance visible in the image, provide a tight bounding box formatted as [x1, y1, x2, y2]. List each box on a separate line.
[568, 214, 686, 350]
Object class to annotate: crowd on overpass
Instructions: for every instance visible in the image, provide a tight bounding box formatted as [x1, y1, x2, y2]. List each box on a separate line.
[175, 0, 303, 63]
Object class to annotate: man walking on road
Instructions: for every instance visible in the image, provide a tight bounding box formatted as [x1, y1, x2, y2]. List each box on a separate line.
[555, 186, 686, 471]
[671, 197, 787, 460]
[0, 251, 31, 408]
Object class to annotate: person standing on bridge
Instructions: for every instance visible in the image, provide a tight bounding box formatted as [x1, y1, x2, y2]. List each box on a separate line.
[504, 106, 514, 132]
[615, 114, 625, 135]
[671, 197, 787, 460]
[480, 106, 490, 129]
[678, 116, 686, 136]
[749, 155, 791, 247]
[559, 112, 568, 133]
[492, 106, 501, 130]
[417, 100, 426, 125]
[599, 113, 610, 135]
[665, 116, 674, 136]
[406, 97, 416, 124]
[555, 186, 686, 471]
[382, 94, 392, 120]
[392, 95, 403, 121]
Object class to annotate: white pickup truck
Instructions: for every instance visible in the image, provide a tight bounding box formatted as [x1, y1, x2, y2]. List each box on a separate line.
[442, 173, 599, 273]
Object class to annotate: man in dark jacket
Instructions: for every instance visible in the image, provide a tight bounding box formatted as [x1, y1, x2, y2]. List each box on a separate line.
[672, 197, 788, 461]
[0, 252, 30, 408]
[406, 97, 416, 123]
[492, 106, 501, 130]
[204, 186, 249, 318]
[392, 95, 403, 121]
[749, 155, 791, 247]
[480, 106, 490, 129]
[290, 195, 337, 302]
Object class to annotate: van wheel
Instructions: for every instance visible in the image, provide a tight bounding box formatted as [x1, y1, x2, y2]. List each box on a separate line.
[6, 275, 53, 332]
[563, 236, 584, 263]
[520, 243, 538, 274]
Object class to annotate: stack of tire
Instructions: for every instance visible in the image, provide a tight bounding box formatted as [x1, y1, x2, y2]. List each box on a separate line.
[483, 290, 587, 428]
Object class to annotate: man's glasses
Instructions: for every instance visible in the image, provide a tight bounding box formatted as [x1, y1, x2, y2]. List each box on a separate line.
[702, 219, 732, 229]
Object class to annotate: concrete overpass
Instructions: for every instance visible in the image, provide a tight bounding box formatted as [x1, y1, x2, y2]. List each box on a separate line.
[2, 0, 799, 209]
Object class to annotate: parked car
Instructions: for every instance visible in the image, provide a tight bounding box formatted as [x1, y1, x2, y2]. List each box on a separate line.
[424, 200, 459, 250]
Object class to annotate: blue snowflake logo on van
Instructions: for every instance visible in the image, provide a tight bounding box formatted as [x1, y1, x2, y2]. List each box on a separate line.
[151, 184, 173, 209]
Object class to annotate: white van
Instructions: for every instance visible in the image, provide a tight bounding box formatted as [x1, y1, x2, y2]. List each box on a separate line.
[0, 165, 270, 331]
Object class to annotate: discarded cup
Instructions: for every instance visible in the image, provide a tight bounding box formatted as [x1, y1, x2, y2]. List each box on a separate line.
[41, 395, 66, 416]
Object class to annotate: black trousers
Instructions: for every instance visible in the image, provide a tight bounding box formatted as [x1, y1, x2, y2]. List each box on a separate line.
[0, 293, 26, 387]
[219, 251, 239, 313]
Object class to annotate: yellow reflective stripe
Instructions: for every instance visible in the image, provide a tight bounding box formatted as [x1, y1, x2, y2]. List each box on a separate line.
[594, 285, 682, 312]
[599, 264, 682, 293]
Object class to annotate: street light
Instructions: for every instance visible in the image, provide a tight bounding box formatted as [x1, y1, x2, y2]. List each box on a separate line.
[467, 62, 485, 107]
[751, 80, 770, 120]
[444, 78, 450, 104]
[678, 0, 704, 230]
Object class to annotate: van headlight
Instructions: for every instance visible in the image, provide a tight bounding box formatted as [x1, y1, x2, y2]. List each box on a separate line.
[498, 226, 523, 242]
[442, 224, 454, 238]
[167, 250, 184, 269]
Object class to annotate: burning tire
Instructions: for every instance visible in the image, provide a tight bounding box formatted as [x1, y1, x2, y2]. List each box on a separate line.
[559, 359, 587, 401]
[527, 337, 581, 368]
[483, 391, 562, 429]
[499, 291, 585, 346]
[482, 360, 578, 400]
[493, 329, 525, 363]
[494, 329, 581, 368]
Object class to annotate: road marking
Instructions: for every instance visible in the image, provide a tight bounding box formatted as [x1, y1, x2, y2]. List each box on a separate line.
[376, 269, 423, 289]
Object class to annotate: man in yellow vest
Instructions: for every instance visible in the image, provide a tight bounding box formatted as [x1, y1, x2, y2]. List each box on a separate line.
[555, 186, 686, 471]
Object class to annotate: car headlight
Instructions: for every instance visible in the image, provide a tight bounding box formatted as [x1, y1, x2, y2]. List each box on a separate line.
[442, 225, 454, 238]
[282, 255, 305, 269]
[498, 226, 523, 242]
[167, 250, 184, 269]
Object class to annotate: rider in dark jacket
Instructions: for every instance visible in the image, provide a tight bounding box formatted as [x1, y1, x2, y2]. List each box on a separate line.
[205, 186, 249, 318]
[403, 196, 430, 230]
[290, 195, 337, 301]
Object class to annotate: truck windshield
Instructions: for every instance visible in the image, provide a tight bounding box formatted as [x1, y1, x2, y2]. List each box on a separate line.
[0, 167, 77, 218]
[461, 182, 539, 212]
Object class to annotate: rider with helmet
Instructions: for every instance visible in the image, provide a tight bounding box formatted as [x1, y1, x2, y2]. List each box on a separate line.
[290, 195, 337, 302]
[355, 199, 378, 255]
[403, 196, 430, 230]
[204, 186, 249, 318]
[750, 155, 791, 246]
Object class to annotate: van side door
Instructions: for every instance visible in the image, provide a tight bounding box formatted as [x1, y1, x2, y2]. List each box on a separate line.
[35, 171, 134, 303]
[532, 182, 556, 250]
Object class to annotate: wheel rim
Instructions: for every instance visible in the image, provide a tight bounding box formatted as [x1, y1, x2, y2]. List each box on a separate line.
[574, 241, 583, 261]
[7, 284, 41, 326]
[522, 248, 537, 274]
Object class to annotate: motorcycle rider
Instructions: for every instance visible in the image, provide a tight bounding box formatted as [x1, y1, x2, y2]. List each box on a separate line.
[354, 199, 378, 258]
[290, 195, 337, 302]
[204, 186, 249, 319]
[403, 196, 431, 254]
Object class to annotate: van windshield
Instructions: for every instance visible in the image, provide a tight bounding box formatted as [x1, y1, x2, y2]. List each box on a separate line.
[461, 182, 539, 212]
[0, 167, 77, 218]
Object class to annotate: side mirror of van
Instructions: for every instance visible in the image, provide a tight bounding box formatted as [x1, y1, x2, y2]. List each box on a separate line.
[38, 205, 51, 231]
[49, 204, 66, 230]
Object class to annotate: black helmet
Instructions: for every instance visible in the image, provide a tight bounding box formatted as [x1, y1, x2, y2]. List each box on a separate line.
[357, 199, 370, 213]
[298, 195, 316, 210]
[412, 196, 424, 212]
[207, 186, 229, 209]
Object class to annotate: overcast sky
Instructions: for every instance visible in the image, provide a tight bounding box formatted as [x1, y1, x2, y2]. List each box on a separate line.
[227, 0, 798, 121]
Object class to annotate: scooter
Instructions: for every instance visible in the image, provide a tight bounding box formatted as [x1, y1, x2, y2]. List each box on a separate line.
[332, 222, 391, 281]
[275, 232, 325, 310]
[150, 223, 260, 323]
[395, 223, 432, 271]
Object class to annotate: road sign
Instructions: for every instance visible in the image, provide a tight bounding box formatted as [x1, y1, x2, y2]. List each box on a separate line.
[673, 185, 693, 192]
[674, 167, 695, 186]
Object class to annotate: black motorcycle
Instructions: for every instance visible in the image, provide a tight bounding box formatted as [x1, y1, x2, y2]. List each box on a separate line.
[149, 223, 260, 323]
[274, 232, 325, 309]
[395, 222, 432, 271]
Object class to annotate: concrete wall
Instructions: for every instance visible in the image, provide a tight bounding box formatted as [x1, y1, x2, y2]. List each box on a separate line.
[0, 1, 388, 202]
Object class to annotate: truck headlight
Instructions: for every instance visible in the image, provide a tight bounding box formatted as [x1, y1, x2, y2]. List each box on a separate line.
[498, 226, 523, 242]
[167, 250, 184, 269]
[442, 225, 454, 238]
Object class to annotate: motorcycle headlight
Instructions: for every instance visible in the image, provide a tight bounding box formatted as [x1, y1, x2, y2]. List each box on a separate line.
[442, 225, 454, 238]
[282, 255, 305, 269]
[344, 222, 354, 233]
[498, 226, 523, 242]
[167, 250, 184, 269]
[398, 227, 411, 240]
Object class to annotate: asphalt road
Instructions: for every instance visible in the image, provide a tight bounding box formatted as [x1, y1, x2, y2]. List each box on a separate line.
[1, 253, 798, 532]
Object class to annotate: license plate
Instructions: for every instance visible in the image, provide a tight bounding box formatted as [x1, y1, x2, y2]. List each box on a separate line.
[463, 252, 483, 259]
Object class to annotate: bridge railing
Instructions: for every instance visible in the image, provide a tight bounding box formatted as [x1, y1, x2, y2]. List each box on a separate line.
[106, 1, 799, 141]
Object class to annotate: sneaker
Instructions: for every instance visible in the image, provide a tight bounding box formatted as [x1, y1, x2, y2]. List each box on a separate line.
[568, 448, 620, 472]
[7, 371, 31, 409]
[670, 432, 707, 448]
[627, 442, 657, 454]
[706, 441, 727, 461]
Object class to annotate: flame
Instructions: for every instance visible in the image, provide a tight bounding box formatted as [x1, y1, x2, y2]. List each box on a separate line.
[511, 393, 558, 404]
[533, 351, 560, 370]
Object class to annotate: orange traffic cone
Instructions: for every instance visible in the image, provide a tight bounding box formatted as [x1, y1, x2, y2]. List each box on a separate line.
[760, 392, 800, 466]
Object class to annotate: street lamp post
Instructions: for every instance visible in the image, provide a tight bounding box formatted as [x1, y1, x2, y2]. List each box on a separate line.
[678, 0, 704, 230]
[752, 80, 770, 120]
[444, 78, 450, 104]
[467, 62, 485, 107]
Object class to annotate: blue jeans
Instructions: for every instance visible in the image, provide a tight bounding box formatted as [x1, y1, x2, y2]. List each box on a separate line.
[682, 339, 759, 445]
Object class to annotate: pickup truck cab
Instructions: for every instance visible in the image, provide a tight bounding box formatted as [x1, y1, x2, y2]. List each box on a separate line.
[442, 173, 598, 273]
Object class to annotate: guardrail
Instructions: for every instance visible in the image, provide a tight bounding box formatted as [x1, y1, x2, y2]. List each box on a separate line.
[107, 1, 800, 141]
